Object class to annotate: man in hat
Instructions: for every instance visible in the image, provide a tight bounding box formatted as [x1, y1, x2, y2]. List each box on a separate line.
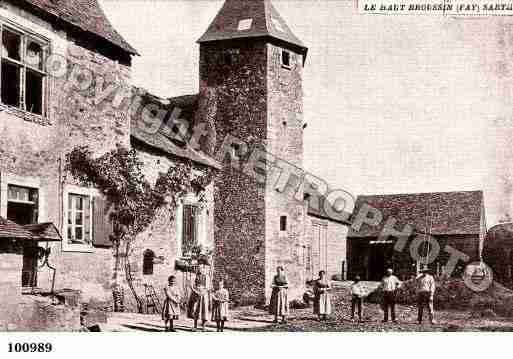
[380, 268, 401, 323]
[416, 265, 436, 324]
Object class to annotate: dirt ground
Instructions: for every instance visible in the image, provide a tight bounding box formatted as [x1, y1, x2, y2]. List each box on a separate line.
[107, 283, 513, 332]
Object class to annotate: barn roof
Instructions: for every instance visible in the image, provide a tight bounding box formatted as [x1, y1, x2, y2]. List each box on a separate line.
[347, 190, 484, 238]
[198, 0, 307, 56]
[18, 0, 138, 55]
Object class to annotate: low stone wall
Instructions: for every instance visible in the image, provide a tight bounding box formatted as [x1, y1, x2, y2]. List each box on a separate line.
[0, 296, 81, 331]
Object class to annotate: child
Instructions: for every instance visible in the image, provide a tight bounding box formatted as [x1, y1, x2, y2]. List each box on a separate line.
[162, 275, 181, 332]
[350, 275, 364, 322]
[211, 280, 230, 332]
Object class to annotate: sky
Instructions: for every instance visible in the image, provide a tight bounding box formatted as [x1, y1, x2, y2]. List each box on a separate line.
[99, 0, 513, 227]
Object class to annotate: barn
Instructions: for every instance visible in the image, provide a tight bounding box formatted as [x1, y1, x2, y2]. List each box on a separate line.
[347, 191, 486, 281]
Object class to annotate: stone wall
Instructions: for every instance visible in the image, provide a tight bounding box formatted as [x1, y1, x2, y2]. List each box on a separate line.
[200, 40, 269, 305]
[121, 141, 215, 312]
[199, 39, 308, 304]
[265, 43, 305, 302]
[0, 2, 131, 305]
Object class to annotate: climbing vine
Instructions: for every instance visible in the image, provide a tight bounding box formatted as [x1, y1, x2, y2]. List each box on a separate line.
[65, 144, 216, 312]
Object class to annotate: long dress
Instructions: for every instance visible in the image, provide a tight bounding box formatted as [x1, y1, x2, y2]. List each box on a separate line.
[269, 274, 289, 316]
[211, 288, 230, 322]
[187, 273, 210, 321]
[162, 285, 181, 320]
[313, 278, 332, 315]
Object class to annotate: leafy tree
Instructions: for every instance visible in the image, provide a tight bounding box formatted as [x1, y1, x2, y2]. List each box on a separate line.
[65, 144, 216, 312]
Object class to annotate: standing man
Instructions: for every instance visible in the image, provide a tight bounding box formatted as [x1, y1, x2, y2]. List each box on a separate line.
[416, 265, 436, 324]
[380, 268, 401, 323]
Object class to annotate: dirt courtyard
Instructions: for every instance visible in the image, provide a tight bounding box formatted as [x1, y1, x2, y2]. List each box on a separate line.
[105, 282, 513, 332]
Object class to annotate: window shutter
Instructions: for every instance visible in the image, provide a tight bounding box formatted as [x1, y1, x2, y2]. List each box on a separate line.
[182, 205, 198, 255]
[92, 196, 114, 247]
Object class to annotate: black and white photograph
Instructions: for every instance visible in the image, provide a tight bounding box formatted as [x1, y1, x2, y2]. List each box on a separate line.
[1, 0, 513, 356]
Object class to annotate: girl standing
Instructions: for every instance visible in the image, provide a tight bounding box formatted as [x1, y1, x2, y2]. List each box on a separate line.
[269, 266, 289, 323]
[162, 275, 181, 332]
[313, 270, 332, 321]
[211, 280, 230, 332]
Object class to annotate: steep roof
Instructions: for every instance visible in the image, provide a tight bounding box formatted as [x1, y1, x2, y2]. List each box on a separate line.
[198, 0, 307, 56]
[347, 190, 484, 238]
[18, 0, 138, 55]
[130, 90, 220, 170]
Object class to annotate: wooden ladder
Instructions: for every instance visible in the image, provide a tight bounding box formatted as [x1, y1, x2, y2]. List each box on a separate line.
[144, 284, 161, 314]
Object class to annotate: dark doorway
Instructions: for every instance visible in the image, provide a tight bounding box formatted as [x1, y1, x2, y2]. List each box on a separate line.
[6, 185, 39, 288]
[368, 242, 394, 281]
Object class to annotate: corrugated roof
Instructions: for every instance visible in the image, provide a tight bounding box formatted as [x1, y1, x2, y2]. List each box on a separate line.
[18, 0, 138, 55]
[198, 0, 307, 55]
[348, 190, 484, 238]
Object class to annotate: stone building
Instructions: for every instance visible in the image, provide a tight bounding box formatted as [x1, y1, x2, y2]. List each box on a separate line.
[0, 0, 348, 321]
[0, 0, 137, 328]
[347, 191, 486, 281]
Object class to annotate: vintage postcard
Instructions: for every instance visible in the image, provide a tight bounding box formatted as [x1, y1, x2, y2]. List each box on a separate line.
[0, 0, 512, 350]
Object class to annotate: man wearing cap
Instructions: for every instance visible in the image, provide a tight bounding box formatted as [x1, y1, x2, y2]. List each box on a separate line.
[416, 265, 436, 324]
[380, 268, 401, 323]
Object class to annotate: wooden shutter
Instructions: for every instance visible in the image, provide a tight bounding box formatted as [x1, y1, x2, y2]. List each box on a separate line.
[92, 196, 114, 247]
[182, 205, 198, 254]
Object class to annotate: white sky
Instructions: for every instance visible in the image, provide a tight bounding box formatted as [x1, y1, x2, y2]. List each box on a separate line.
[99, 0, 513, 227]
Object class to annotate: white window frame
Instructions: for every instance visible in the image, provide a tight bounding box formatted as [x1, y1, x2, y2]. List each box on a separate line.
[0, 19, 50, 117]
[62, 185, 97, 253]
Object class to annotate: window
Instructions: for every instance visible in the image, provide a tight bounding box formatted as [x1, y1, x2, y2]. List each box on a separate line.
[237, 18, 253, 31]
[182, 204, 199, 256]
[143, 250, 155, 275]
[0, 25, 48, 115]
[280, 216, 287, 231]
[281, 50, 291, 68]
[67, 194, 91, 245]
[7, 185, 38, 225]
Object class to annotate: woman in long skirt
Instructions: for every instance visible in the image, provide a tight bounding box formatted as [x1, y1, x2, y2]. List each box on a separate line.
[162, 275, 181, 332]
[313, 270, 332, 321]
[211, 280, 230, 332]
[187, 266, 210, 331]
[269, 266, 289, 323]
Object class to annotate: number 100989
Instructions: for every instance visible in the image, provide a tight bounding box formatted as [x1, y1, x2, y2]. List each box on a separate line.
[8, 343, 53, 353]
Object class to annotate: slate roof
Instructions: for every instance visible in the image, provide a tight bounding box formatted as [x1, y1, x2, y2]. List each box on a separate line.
[130, 90, 220, 169]
[198, 0, 307, 56]
[18, 0, 138, 55]
[347, 191, 484, 238]
[0, 217, 34, 239]
[0, 218, 62, 241]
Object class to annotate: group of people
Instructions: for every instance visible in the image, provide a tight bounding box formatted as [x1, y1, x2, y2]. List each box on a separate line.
[161, 267, 229, 332]
[351, 266, 436, 324]
[272, 265, 437, 325]
[161, 264, 437, 332]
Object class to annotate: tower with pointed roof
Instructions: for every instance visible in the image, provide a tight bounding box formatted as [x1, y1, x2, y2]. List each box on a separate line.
[198, 0, 308, 304]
